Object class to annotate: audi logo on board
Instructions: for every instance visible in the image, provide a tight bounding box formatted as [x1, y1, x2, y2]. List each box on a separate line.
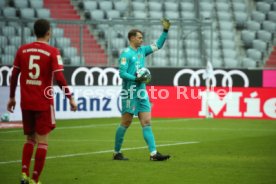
[71, 67, 122, 86]
[173, 69, 249, 87]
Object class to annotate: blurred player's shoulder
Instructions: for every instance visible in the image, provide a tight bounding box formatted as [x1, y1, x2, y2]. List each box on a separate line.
[122, 47, 130, 53]
[119, 47, 131, 59]
[18, 42, 33, 50]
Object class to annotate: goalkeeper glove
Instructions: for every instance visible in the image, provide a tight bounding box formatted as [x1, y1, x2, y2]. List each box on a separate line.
[135, 75, 146, 83]
[161, 18, 171, 31]
[135, 71, 148, 83]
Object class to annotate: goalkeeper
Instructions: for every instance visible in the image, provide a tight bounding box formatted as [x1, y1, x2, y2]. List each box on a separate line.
[113, 19, 171, 161]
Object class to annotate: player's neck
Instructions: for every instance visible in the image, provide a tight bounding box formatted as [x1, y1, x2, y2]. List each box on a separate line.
[129, 43, 138, 50]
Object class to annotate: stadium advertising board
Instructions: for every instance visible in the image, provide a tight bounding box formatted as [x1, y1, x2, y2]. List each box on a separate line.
[61, 66, 263, 87]
[0, 66, 274, 120]
[0, 66, 264, 87]
[1, 86, 121, 121]
[147, 86, 276, 119]
[4, 85, 275, 120]
[151, 68, 263, 87]
[54, 86, 121, 119]
[263, 70, 276, 87]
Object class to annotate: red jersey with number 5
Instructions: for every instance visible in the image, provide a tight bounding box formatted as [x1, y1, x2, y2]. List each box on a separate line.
[13, 41, 64, 111]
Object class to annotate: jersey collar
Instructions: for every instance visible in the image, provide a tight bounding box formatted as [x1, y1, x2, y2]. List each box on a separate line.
[129, 46, 140, 52]
[35, 41, 49, 45]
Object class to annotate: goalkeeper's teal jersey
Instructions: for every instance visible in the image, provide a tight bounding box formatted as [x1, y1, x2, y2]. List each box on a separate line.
[118, 31, 168, 99]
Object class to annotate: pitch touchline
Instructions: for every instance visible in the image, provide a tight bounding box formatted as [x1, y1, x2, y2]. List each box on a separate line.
[0, 141, 199, 165]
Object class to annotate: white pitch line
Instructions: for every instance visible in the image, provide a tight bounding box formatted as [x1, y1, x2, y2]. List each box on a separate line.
[0, 118, 195, 134]
[0, 130, 22, 134]
[0, 141, 199, 165]
[154, 127, 276, 132]
[0, 139, 180, 143]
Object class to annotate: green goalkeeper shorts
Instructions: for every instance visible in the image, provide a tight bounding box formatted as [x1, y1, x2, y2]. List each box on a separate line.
[121, 97, 151, 116]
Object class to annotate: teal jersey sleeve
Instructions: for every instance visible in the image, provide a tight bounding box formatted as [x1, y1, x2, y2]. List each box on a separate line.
[118, 51, 136, 81]
[142, 31, 168, 56]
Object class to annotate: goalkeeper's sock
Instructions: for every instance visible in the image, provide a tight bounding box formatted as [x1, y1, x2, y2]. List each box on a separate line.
[22, 139, 36, 176]
[114, 125, 128, 153]
[142, 125, 157, 153]
[32, 143, 48, 182]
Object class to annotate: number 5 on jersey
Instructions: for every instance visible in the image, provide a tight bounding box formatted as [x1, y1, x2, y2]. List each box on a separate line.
[29, 55, 40, 79]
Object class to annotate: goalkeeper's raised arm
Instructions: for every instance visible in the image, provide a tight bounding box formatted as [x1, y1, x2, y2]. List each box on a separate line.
[143, 18, 171, 56]
[118, 18, 171, 82]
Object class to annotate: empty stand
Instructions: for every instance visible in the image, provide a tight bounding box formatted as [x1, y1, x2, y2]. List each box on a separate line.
[238, 0, 276, 68]
[1, 0, 275, 68]
[44, 0, 107, 65]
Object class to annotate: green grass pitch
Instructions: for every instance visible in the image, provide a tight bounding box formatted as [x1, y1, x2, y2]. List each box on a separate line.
[0, 118, 276, 184]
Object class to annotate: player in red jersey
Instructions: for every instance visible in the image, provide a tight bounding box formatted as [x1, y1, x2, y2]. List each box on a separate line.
[7, 19, 77, 184]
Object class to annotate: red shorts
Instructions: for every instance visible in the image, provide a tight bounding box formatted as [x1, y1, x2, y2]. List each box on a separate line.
[22, 105, 56, 135]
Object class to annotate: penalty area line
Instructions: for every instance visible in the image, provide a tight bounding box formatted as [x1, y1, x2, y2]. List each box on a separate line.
[0, 141, 199, 165]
